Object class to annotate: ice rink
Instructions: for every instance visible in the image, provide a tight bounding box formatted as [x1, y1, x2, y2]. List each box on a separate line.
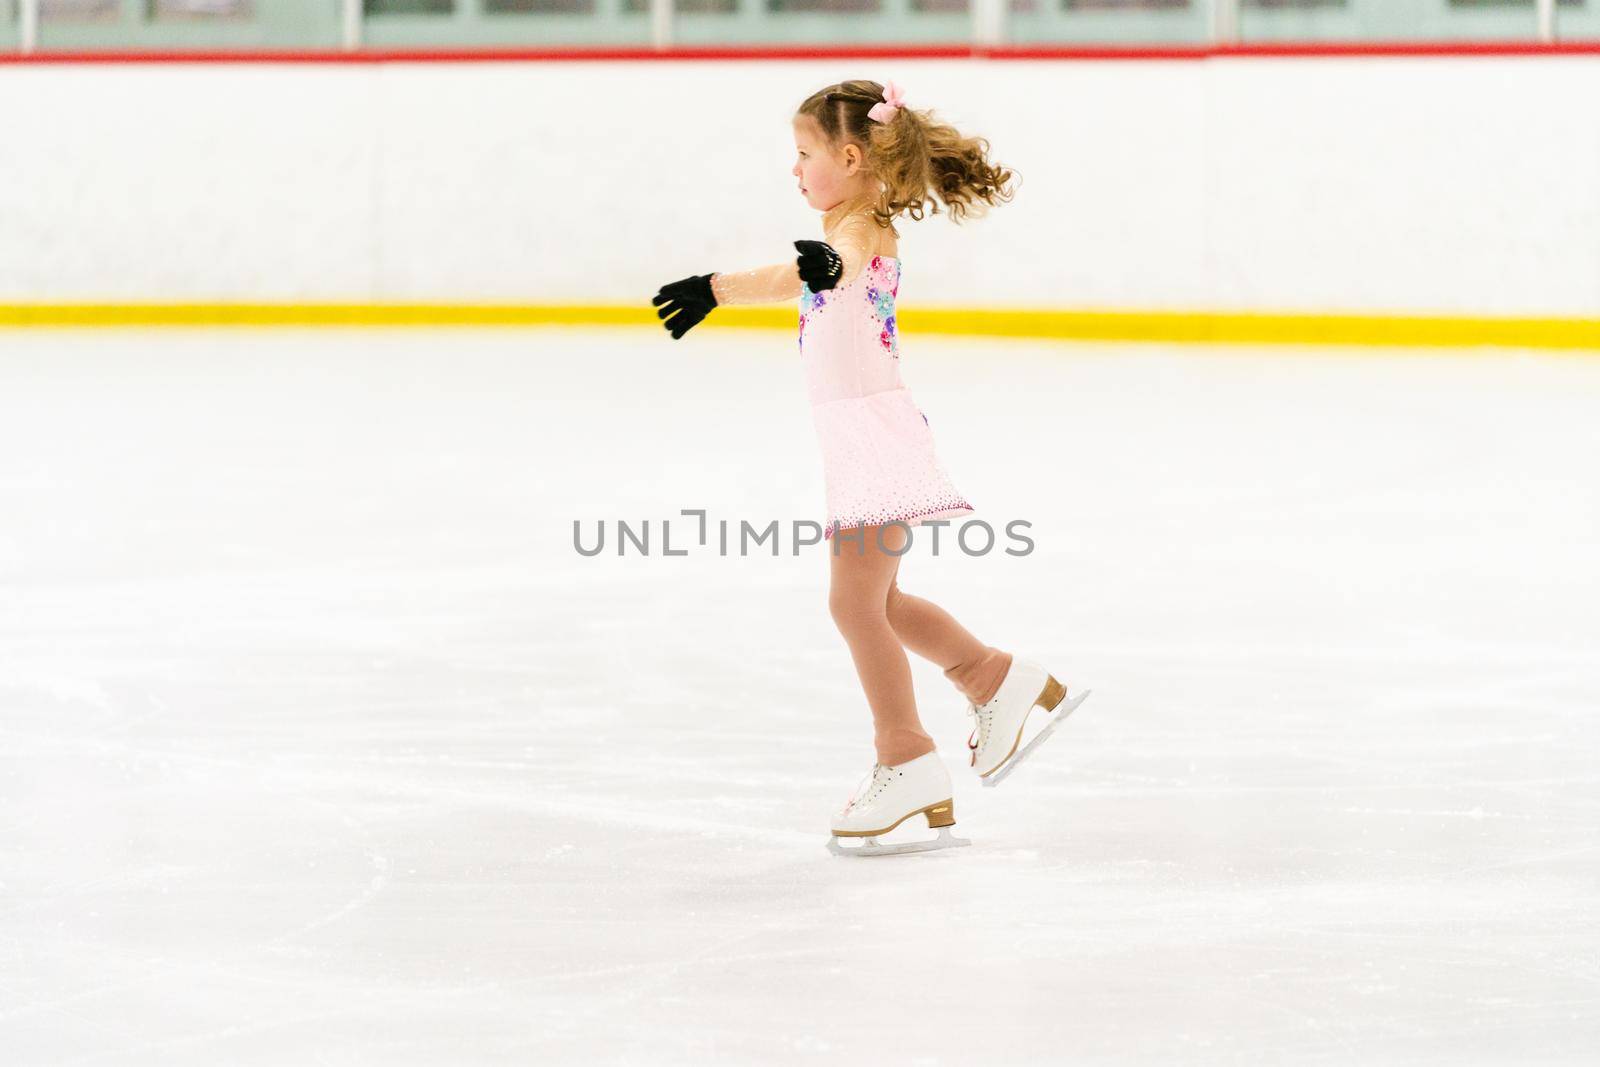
[2, 326, 1597, 1064]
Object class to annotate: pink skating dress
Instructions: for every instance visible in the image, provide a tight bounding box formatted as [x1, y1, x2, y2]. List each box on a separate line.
[798, 256, 974, 540]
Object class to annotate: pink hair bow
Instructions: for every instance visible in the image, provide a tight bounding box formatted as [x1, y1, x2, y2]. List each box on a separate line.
[867, 81, 906, 124]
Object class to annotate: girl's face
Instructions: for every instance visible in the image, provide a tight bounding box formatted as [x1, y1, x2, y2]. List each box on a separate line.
[792, 114, 870, 212]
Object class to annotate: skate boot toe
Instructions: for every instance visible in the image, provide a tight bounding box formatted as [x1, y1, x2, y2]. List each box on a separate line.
[826, 751, 970, 857]
[966, 658, 1087, 784]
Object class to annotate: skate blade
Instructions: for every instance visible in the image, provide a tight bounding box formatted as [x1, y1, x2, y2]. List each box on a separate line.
[826, 826, 972, 858]
[981, 688, 1091, 789]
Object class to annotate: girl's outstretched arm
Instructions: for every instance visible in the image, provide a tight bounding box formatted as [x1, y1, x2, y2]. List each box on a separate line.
[710, 259, 805, 306]
[652, 255, 805, 339]
[652, 220, 881, 337]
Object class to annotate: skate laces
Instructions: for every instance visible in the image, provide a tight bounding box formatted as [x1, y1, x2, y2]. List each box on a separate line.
[842, 763, 892, 813]
[965, 702, 989, 754]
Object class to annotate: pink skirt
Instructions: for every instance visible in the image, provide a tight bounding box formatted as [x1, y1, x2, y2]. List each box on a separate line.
[810, 387, 974, 540]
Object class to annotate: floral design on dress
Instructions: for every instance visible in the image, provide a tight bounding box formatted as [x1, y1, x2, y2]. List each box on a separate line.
[799, 257, 901, 353]
[864, 258, 900, 359]
[798, 284, 828, 349]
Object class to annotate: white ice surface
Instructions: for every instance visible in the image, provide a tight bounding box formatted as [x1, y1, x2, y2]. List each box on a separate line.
[1, 328, 1597, 1064]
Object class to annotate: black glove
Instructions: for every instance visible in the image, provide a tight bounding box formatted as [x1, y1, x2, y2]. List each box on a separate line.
[652, 273, 717, 340]
[795, 240, 843, 292]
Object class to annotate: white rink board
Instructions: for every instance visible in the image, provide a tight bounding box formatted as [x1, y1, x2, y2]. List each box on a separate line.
[3, 56, 1600, 315]
[0, 328, 1597, 1063]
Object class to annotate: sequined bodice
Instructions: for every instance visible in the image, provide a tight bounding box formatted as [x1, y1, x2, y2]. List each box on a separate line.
[798, 255, 903, 407]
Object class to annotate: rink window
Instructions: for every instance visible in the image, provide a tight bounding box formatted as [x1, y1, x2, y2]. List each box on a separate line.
[620, 0, 739, 9]
[765, 0, 881, 11]
[616, 0, 973, 8]
[37, 0, 118, 19]
[150, 0, 254, 17]
[482, 0, 595, 11]
[1056, 0, 1189, 8]
[35, 0, 253, 15]
[364, 0, 455, 13]
[1045, 0, 1585, 9]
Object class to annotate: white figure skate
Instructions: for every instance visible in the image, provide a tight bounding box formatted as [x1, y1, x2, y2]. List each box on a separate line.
[967, 658, 1091, 788]
[826, 750, 972, 857]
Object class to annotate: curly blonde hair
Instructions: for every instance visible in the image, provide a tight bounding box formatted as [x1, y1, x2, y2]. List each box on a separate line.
[796, 79, 1018, 238]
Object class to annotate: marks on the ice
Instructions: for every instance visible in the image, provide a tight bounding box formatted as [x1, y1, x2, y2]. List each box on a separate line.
[518, 784, 816, 846]
[1335, 806, 1515, 820]
[50, 1005, 359, 1066]
[269, 811, 391, 945]
[0, 672, 116, 712]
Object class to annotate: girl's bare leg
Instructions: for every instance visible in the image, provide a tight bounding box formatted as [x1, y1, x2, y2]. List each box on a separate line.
[828, 522, 937, 766]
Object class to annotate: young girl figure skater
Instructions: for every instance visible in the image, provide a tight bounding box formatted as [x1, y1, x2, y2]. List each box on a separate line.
[652, 79, 1089, 857]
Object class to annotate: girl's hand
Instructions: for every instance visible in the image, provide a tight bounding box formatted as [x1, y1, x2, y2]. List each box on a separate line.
[652, 273, 718, 339]
[795, 240, 843, 292]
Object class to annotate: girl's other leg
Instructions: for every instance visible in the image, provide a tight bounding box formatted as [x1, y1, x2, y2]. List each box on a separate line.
[829, 523, 936, 766]
[885, 574, 1012, 707]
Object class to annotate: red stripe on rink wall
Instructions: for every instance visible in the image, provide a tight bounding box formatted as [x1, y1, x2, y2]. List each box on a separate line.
[6, 41, 1600, 64]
